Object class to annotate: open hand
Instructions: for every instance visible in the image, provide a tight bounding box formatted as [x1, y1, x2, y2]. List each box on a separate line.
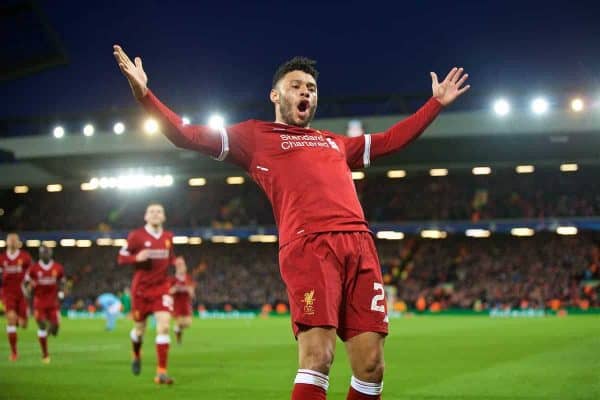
[430, 67, 470, 106]
[113, 44, 148, 99]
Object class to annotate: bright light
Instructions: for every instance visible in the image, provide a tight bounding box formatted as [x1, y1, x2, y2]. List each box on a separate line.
[81, 181, 98, 191]
[0, 240, 5, 247]
[560, 163, 578, 172]
[516, 165, 535, 174]
[42, 240, 57, 248]
[173, 236, 189, 244]
[430, 168, 448, 177]
[60, 239, 76, 247]
[472, 166, 492, 175]
[47, 184, 63, 193]
[112, 239, 127, 247]
[493, 99, 510, 116]
[556, 226, 578, 236]
[144, 118, 159, 135]
[211, 235, 239, 244]
[208, 115, 225, 130]
[88, 174, 173, 190]
[466, 229, 491, 238]
[26, 240, 41, 247]
[83, 124, 95, 136]
[249, 234, 278, 243]
[188, 237, 203, 245]
[511, 227, 535, 237]
[53, 126, 65, 138]
[570, 98, 584, 112]
[188, 177, 206, 186]
[226, 176, 245, 185]
[531, 97, 549, 115]
[182, 116, 191, 125]
[421, 230, 447, 239]
[376, 231, 405, 240]
[113, 122, 125, 135]
[76, 240, 92, 248]
[352, 171, 365, 180]
[387, 170, 406, 178]
[96, 238, 113, 246]
[14, 185, 29, 194]
[0, 208, 4, 216]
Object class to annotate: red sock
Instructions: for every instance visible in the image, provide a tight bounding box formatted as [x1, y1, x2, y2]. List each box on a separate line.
[7, 326, 17, 355]
[292, 369, 329, 400]
[156, 334, 170, 371]
[130, 329, 142, 359]
[38, 330, 49, 358]
[347, 376, 383, 400]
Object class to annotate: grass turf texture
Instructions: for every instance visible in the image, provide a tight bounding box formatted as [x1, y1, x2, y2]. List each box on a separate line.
[1, 316, 598, 399]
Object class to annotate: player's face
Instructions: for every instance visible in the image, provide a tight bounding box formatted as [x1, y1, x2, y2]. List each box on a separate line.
[272, 70, 318, 127]
[6, 234, 20, 250]
[175, 257, 187, 274]
[39, 245, 52, 261]
[144, 204, 166, 227]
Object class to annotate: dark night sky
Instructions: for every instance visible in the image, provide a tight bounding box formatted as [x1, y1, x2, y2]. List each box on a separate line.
[1, 0, 600, 119]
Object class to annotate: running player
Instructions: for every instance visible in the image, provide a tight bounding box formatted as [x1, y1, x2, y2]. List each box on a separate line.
[113, 45, 469, 399]
[0, 233, 33, 361]
[117, 203, 176, 385]
[96, 292, 122, 332]
[169, 256, 194, 344]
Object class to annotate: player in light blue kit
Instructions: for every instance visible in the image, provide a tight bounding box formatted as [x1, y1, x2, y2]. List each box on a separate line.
[96, 293, 122, 331]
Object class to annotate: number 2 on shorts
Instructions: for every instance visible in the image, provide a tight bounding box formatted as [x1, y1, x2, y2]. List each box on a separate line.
[370, 282, 385, 313]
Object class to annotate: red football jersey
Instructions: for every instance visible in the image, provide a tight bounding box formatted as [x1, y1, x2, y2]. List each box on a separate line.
[170, 273, 194, 303]
[27, 260, 64, 309]
[118, 226, 176, 297]
[141, 91, 442, 245]
[0, 249, 32, 297]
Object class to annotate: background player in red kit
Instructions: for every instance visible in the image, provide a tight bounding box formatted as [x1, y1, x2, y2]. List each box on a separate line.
[117, 203, 176, 385]
[25, 245, 65, 363]
[114, 45, 469, 399]
[0, 233, 33, 361]
[169, 256, 195, 344]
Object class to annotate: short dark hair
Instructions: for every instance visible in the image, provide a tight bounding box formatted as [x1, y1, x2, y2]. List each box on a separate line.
[272, 56, 318, 88]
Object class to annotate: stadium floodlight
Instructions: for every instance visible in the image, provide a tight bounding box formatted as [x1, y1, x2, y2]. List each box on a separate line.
[80, 181, 99, 191]
[14, 185, 29, 194]
[556, 226, 578, 236]
[173, 236, 189, 244]
[531, 97, 549, 115]
[249, 234, 278, 243]
[226, 176, 245, 185]
[516, 165, 535, 174]
[570, 98, 584, 112]
[420, 229, 447, 239]
[511, 227, 535, 237]
[143, 118, 159, 135]
[112, 238, 127, 247]
[466, 229, 491, 238]
[75, 240, 92, 248]
[83, 124, 95, 137]
[472, 166, 492, 175]
[208, 114, 225, 130]
[0, 240, 5, 247]
[46, 184, 63, 193]
[493, 99, 510, 117]
[188, 177, 207, 186]
[352, 171, 365, 180]
[387, 170, 406, 178]
[42, 240, 57, 248]
[376, 231, 405, 240]
[560, 163, 578, 172]
[188, 237, 203, 245]
[113, 122, 125, 135]
[53, 126, 65, 138]
[211, 235, 240, 244]
[26, 239, 41, 247]
[182, 116, 191, 125]
[429, 168, 448, 177]
[60, 239, 76, 247]
[96, 238, 113, 246]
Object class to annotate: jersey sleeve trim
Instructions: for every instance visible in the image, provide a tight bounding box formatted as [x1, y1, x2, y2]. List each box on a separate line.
[363, 134, 372, 168]
[214, 126, 230, 162]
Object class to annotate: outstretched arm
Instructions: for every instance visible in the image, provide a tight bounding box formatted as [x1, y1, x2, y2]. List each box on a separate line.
[348, 68, 470, 167]
[112, 45, 225, 159]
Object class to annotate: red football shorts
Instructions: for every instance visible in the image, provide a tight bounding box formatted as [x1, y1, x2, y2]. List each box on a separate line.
[279, 231, 389, 341]
[34, 306, 59, 325]
[132, 291, 173, 322]
[172, 297, 192, 317]
[2, 293, 28, 319]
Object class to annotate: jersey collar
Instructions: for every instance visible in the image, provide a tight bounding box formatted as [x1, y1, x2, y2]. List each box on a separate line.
[39, 260, 54, 270]
[144, 224, 163, 240]
[6, 249, 20, 261]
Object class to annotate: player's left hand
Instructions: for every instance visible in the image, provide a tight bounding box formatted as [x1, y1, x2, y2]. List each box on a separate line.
[430, 67, 470, 106]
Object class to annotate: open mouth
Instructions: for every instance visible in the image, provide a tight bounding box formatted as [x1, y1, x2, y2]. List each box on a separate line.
[297, 100, 310, 113]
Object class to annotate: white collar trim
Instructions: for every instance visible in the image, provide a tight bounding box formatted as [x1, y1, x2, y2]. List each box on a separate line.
[6, 249, 20, 261]
[144, 225, 163, 240]
[39, 260, 54, 271]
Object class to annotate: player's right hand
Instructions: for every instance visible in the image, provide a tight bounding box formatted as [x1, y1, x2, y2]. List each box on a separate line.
[113, 44, 148, 100]
[135, 249, 150, 262]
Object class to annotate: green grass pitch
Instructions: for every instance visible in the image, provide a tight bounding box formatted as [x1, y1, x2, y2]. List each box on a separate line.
[1, 316, 599, 399]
